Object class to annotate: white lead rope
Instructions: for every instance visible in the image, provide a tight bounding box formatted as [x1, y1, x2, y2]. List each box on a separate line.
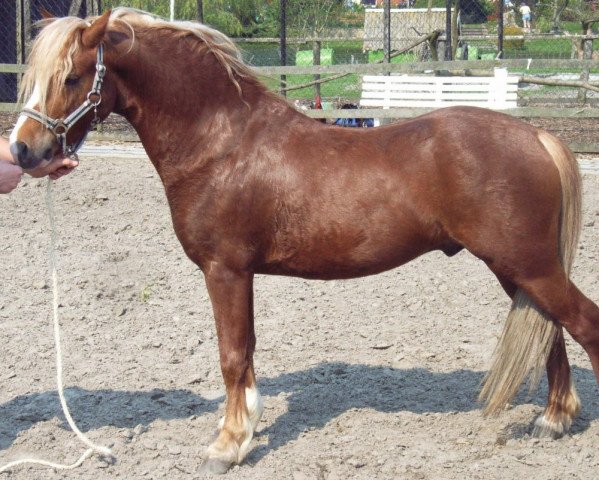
[0, 179, 112, 474]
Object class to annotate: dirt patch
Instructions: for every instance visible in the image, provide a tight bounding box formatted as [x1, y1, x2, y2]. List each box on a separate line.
[1, 142, 599, 478]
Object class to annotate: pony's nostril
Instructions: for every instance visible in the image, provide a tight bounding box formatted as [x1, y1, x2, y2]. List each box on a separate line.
[42, 147, 53, 160]
[9, 141, 28, 164]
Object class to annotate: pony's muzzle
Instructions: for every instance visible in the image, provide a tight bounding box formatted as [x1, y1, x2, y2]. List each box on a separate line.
[10, 140, 53, 170]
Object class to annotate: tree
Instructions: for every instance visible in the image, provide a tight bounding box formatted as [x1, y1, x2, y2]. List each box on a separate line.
[532, 0, 596, 32]
[101, 0, 349, 38]
[286, 0, 345, 36]
[203, 0, 278, 36]
[108, 0, 280, 36]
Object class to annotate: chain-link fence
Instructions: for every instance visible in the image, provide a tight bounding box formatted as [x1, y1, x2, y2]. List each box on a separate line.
[1, 0, 597, 106]
[0, 2, 18, 103]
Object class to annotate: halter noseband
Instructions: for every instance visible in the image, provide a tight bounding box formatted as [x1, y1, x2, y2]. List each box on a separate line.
[21, 43, 106, 158]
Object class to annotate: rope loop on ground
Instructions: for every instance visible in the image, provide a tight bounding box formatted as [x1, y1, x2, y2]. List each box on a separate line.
[0, 179, 112, 475]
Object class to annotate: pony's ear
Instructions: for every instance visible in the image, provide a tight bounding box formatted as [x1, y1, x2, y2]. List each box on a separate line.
[103, 18, 134, 52]
[106, 29, 131, 48]
[81, 10, 112, 48]
[40, 8, 55, 19]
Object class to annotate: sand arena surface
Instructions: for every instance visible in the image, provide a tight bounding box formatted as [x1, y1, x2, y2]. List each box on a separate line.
[1, 151, 599, 479]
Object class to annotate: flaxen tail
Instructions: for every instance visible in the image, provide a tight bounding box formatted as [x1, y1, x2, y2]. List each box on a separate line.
[478, 131, 582, 415]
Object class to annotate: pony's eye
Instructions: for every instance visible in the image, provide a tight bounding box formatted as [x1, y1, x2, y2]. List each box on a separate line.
[65, 75, 80, 86]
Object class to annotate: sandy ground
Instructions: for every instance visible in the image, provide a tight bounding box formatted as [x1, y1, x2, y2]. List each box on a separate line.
[1, 151, 599, 480]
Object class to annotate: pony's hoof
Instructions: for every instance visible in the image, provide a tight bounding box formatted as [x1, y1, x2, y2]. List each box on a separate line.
[531, 415, 567, 439]
[198, 458, 233, 476]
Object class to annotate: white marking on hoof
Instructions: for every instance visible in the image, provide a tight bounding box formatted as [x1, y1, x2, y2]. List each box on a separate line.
[205, 437, 239, 467]
[207, 412, 254, 466]
[532, 414, 570, 439]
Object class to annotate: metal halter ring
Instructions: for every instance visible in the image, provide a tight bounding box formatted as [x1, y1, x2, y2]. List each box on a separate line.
[87, 91, 102, 106]
[52, 121, 68, 136]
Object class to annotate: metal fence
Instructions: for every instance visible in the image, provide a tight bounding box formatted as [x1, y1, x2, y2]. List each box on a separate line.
[1, 0, 598, 107]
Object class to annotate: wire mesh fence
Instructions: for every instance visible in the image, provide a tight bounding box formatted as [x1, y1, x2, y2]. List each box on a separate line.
[0, 0, 102, 103]
[0, 1, 18, 103]
[0, 0, 597, 108]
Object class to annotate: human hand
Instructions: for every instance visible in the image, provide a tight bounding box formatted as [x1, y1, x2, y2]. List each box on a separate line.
[26, 156, 79, 179]
[0, 161, 24, 193]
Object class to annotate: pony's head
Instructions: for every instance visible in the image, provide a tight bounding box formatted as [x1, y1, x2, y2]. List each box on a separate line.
[11, 8, 260, 171]
[10, 10, 119, 169]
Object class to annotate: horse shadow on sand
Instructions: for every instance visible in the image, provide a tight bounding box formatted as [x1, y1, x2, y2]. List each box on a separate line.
[1, 364, 597, 460]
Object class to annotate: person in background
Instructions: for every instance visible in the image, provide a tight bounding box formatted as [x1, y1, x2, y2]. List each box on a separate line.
[0, 137, 78, 194]
[520, 2, 532, 31]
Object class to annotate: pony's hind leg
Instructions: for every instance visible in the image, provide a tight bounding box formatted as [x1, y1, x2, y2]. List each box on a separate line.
[514, 268, 599, 437]
[533, 329, 580, 438]
[491, 271, 580, 438]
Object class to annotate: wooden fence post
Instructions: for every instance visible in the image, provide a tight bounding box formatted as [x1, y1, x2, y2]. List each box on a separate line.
[197, 0, 204, 23]
[15, 0, 23, 100]
[437, 36, 446, 61]
[451, 0, 460, 59]
[445, 0, 452, 60]
[69, 0, 84, 16]
[383, 0, 391, 73]
[86, 0, 102, 15]
[23, 0, 31, 58]
[497, 0, 504, 58]
[313, 40, 321, 99]
[279, 0, 287, 96]
[578, 21, 594, 104]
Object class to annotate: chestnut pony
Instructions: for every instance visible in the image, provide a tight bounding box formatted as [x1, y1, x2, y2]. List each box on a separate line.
[10, 8, 599, 474]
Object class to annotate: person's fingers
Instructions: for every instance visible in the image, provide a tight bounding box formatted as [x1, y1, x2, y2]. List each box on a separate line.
[49, 166, 76, 180]
[59, 158, 79, 168]
[49, 168, 67, 180]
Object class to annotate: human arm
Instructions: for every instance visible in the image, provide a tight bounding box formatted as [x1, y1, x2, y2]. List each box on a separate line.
[0, 161, 23, 193]
[0, 136, 14, 164]
[0, 137, 23, 193]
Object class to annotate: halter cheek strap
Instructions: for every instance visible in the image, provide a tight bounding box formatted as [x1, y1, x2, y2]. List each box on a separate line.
[21, 43, 106, 158]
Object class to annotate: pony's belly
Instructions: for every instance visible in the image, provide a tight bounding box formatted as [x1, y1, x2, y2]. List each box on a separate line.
[258, 241, 430, 280]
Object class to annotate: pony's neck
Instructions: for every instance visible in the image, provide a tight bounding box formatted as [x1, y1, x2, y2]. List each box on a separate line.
[111, 30, 275, 177]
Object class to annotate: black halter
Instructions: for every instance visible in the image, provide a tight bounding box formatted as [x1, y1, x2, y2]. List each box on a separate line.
[21, 43, 106, 157]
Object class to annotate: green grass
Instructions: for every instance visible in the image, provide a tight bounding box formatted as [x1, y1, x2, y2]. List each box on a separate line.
[258, 73, 361, 101]
[560, 21, 584, 34]
[368, 51, 420, 63]
[503, 37, 573, 59]
[504, 38, 599, 59]
[412, 0, 447, 7]
[295, 49, 333, 66]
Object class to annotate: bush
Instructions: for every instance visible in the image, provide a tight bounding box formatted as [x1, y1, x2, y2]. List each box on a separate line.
[504, 25, 525, 50]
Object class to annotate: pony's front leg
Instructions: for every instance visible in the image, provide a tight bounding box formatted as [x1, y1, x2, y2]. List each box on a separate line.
[200, 266, 258, 475]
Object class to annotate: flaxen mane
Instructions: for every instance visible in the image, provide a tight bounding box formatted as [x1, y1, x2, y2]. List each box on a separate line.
[19, 17, 88, 112]
[21, 8, 253, 111]
[108, 8, 254, 95]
